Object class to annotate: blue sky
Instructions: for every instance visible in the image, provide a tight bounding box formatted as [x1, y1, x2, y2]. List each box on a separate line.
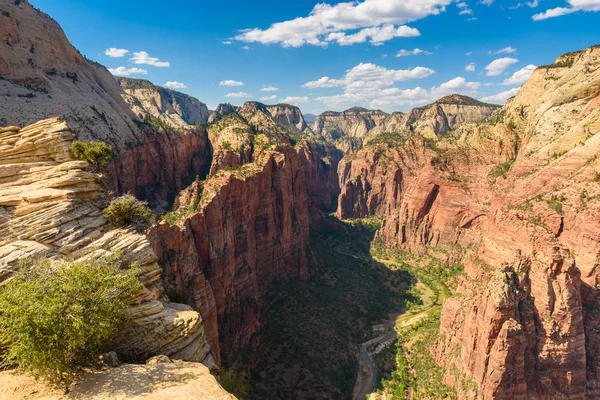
[33, 0, 599, 114]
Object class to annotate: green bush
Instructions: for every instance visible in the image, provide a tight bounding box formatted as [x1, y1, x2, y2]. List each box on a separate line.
[71, 140, 112, 172]
[220, 367, 248, 398]
[0, 255, 141, 390]
[103, 195, 153, 229]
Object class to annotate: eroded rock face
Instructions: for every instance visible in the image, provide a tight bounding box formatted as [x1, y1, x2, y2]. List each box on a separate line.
[148, 147, 313, 364]
[338, 46, 600, 398]
[313, 97, 499, 153]
[0, 1, 211, 208]
[0, 118, 215, 369]
[118, 77, 209, 127]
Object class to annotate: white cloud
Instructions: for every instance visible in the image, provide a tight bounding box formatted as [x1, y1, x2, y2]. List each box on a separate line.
[429, 76, 481, 99]
[220, 80, 244, 87]
[260, 86, 280, 92]
[396, 48, 432, 57]
[488, 46, 517, 55]
[130, 51, 170, 67]
[234, 0, 453, 47]
[164, 81, 188, 89]
[260, 95, 278, 101]
[457, 2, 469, 8]
[222, 41, 232, 45]
[242, 45, 250, 50]
[105, 48, 128, 58]
[302, 77, 345, 89]
[466, 62, 477, 72]
[225, 92, 253, 98]
[466, 51, 473, 56]
[485, 57, 519, 76]
[481, 0, 495, 4]
[108, 66, 147, 76]
[502, 64, 537, 85]
[459, 8, 474, 14]
[480, 87, 520, 104]
[533, 0, 600, 20]
[328, 25, 420, 46]
[281, 96, 311, 104]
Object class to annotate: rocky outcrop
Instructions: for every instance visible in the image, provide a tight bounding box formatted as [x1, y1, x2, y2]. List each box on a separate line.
[338, 45, 600, 398]
[208, 104, 237, 124]
[0, 118, 215, 369]
[0, 357, 235, 400]
[0, 0, 211, 208]
[313, 98, 499, 153]
[313, 107, 389, 153]
[118, 77, 209, 127]
[148, 147, 313, 364]
[265, 104, 312, 133]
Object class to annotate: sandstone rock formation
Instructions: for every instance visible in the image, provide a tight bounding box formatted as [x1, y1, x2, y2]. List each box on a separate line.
[0, 0, 211, 208]
[337, 45, 600, 398]
[0, 118, 215, 369]
[312, 97, 499, 153]
[147, 102, 326, 364]
[118, 77, 209, 127]
[0, 357, 235, 400]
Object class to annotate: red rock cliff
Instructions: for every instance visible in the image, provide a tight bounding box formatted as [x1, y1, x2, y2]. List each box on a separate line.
[148, 147, 313, 364]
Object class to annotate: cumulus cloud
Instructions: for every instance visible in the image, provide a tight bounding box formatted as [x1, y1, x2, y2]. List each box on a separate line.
[260, 95, 278, 101]
[225, 92, 252, 98]
[328, 25, 420, 46]
[306, 65, 479, 110]
[164, 81, 187, 89]
[302, 77, 345, 89]
[465, 62, 477, 72]
[220, 80, 244, 87]
[105, 48, 128, 58]
[502, 64, 537, 85]
[485, 57, 519, 76]
[396, 48, 432, 57]
[489, 46, 517, 54]
[131, 51, 170, 67]
[281, 96, 311, 104]
[108, 66, 147, 76]
[480, 87, 520, 104]
[459, 8, 474, 14]
[234, 0, 452, 47]
[260, 86, 279, 92]
[533, 0, 600, 20]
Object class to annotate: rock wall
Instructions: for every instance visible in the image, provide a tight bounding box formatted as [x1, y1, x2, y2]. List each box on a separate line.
[118, 77, 210, 127]
[148, 147, 313, 364]
[336, 45, 600, 398]
[0, 118, 216, 369]
[0, 0, 211, 208]
[313, 97, 499, 153]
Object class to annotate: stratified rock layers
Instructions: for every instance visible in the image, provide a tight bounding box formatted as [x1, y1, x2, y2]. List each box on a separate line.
[148, 147, 313, 364]
[0, 118, 215, 369]
[337, 46, 600, 398]
[0, 1, 211, 208]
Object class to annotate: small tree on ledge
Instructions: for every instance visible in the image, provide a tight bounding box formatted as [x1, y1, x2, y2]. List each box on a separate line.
[70, 140, 112, 172]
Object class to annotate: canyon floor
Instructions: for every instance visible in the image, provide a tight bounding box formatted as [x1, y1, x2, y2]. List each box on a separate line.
[229, 215, 463, 399]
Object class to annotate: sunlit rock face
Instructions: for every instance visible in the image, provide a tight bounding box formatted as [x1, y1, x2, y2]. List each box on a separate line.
[0, 118, 216, 370]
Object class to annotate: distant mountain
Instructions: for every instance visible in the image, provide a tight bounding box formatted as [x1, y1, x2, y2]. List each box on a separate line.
[311, 94, 499, 152]
[304, 113, 318, 124]
[117, 77, 209, 127]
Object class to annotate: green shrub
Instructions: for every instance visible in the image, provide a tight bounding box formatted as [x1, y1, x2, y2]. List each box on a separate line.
[220, 367, 248, 398]
[70, 140, 112, 172]
[0, 255, 141, 390]
[103, 195, 152, 229]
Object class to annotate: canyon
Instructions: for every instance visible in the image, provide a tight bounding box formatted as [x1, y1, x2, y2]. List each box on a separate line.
[0, 1, 599, 399]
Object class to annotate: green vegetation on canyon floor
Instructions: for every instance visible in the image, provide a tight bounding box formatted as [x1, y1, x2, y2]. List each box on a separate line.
[232, 216, 414, 399]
